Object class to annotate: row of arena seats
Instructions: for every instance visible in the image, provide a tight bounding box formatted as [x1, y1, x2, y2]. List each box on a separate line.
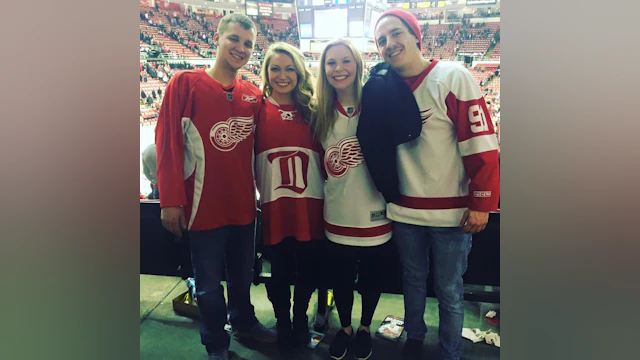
[141, 5, 297, 58]
[140, 2, 499, 61]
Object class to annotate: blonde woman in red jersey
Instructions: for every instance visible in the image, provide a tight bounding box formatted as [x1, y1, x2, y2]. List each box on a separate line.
[254, 42, 326, 352]
[312, 38, 393, 360]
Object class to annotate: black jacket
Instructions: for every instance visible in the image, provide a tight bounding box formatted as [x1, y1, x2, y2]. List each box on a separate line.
[356, 62, 423, 203]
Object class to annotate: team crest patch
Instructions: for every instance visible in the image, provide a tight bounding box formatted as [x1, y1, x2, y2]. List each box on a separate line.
[210, 116, 254, 152]
[226, 92, 233, 101]
[325, 136, 364, 178]
[267, 150, 310, 194]
[242, 94, 258, 103]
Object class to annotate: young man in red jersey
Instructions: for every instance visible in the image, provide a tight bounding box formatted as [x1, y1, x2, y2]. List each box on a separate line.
[155, 13, 276, 360]
[360, 9, 500, 360]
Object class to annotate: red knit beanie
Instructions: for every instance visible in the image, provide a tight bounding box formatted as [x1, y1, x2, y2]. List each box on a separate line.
[375, 9, 422, 50]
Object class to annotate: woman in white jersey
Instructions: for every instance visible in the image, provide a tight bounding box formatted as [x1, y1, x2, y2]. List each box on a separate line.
[254, 42, 326, 351]
[312, 38, 393, 360]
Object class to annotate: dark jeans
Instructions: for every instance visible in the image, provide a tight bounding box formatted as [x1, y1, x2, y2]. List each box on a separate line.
[189, 221, 259, 354]
[264, 237, 326, 324]
[393, 223, 472, 360]
[327, 240, 393, 328]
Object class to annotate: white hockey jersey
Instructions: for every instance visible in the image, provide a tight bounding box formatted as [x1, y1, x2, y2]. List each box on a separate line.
[387, 60, 500, 227]
[322, 102, 392, 247]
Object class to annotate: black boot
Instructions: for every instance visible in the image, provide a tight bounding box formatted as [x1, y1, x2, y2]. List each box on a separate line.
[276, 320, 294, 352]
[292, 314, 310, 347]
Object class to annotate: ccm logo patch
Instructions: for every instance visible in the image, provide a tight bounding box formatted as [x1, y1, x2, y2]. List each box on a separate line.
[242, 94, 258, 103]
[370, 210, 386, 222]
[474, 191, 492, 198]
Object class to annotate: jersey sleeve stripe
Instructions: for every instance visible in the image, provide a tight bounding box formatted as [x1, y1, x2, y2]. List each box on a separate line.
[458, 134, 499, 157]
[183, 119, 206, 230]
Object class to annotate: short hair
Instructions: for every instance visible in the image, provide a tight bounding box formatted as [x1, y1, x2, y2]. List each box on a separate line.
[217, 13, 255, 37]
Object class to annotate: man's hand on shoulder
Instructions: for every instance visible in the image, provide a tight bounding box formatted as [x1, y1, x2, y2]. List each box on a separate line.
[459, 209, 489, 234]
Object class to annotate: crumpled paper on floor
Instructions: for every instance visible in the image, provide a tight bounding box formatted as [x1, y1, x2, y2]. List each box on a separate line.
[485, 332, 500, 347]
[462, 328, 500, 347]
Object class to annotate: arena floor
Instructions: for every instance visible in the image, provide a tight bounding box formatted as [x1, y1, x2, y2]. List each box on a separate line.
[140, 274, 501, 360]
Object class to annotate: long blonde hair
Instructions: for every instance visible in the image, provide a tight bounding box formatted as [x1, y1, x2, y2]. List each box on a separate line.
[260, 42, 317, 123]
[312, 38, 364, 143]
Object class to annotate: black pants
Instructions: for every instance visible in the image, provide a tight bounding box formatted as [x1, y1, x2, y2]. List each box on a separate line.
[264, 237, 326, 325]
[327, 240, 393, 328]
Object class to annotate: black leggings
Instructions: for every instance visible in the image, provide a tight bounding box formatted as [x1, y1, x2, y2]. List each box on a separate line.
[264, 237, 326, 324]
[327, 240, 393, 328]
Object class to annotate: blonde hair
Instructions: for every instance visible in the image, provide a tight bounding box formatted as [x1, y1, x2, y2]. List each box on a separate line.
[312, 38, 364, 142]
[260, 42, 317, 123]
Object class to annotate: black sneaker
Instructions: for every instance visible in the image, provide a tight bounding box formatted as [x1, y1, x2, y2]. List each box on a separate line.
[401, 338, 424, 360]
[292, 315, 310, 347]
[328, 329, 353, 360]
[352, 330, 372, 360]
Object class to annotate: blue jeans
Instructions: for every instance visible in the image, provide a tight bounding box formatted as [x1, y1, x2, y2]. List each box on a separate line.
[393, 222, 472, 360]
[189, 221, 259, 354]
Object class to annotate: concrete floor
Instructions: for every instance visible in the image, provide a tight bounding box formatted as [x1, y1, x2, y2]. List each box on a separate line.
[140, 275, 500, 360]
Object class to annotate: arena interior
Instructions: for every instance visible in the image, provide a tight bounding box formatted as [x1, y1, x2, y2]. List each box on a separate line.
[140, 1, 501, 359]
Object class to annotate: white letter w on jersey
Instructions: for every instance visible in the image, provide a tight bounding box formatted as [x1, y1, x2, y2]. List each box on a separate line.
[267, 151, 310, 194]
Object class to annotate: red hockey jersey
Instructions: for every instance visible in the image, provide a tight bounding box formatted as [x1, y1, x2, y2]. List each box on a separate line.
[254, 97, 325, 246]
[387, 60, 500, 227]
[155, 69, 262, 231]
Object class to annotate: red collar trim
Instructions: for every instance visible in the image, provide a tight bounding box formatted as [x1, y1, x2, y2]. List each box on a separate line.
[409, 59, 438, 92]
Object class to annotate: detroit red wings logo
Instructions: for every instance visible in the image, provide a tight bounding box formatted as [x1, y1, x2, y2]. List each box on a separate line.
[325, 136, 364, 178]
[421, 108, 434, 125]
[209, 116, 254, 152]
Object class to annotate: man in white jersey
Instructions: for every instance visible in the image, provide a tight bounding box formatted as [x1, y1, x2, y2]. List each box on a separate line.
[364, 9, 500, 360]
